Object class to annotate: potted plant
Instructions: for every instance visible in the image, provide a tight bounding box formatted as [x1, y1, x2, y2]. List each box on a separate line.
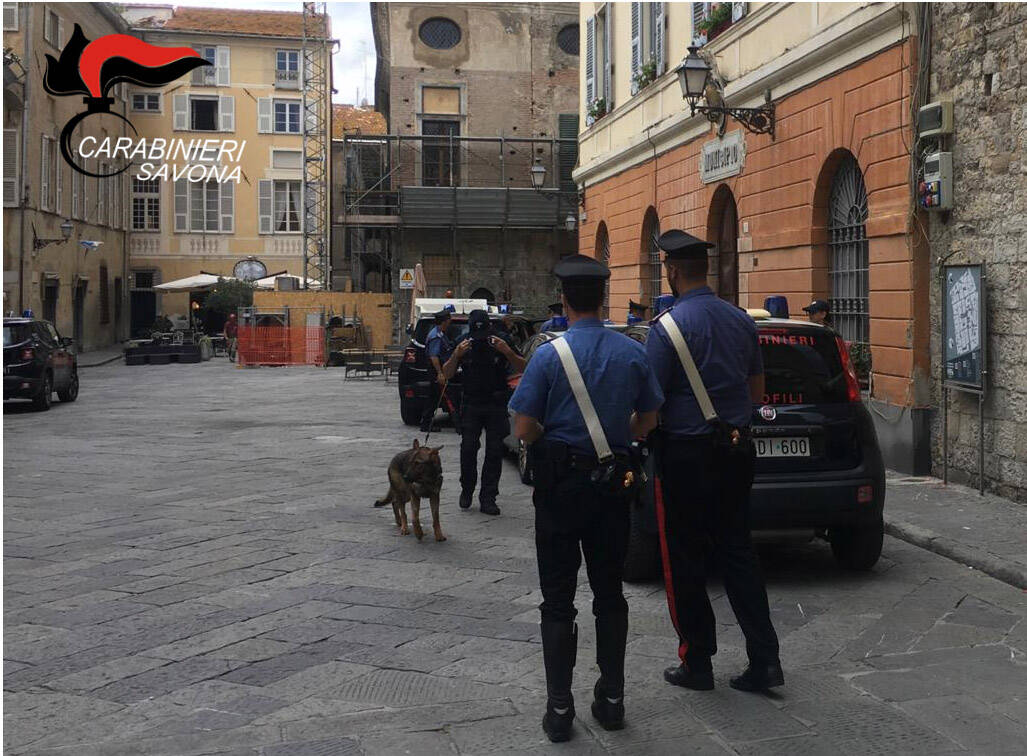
[849, 342, 872, 389]
[696, 3, 733, 42]
[586, 97, 608, 126]
[631, 59, 658, 94]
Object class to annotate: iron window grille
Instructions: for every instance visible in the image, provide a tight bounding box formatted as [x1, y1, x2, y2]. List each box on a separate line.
[643, 210, 662, 312]
[419, 18, 461, 50]
[557, 24, 579, 55]
[828, 155, 870, 347]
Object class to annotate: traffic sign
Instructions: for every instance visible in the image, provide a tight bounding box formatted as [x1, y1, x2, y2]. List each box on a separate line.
[399, 268, 415, 289]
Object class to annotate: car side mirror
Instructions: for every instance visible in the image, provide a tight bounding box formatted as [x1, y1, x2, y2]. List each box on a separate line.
[60, 337, 74, 348]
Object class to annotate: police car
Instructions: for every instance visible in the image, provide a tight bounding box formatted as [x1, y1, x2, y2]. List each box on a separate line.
[510, 311, 886, 578]
[398, 300, 535, 426]
[3, 317, 80, 411]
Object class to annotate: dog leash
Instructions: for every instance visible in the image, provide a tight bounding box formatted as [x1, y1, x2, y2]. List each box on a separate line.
[423, 380, 449, 445]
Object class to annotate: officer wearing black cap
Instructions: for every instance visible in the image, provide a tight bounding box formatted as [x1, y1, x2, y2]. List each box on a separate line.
[645, 229, 783, 694]
[510, 254, 663, 742]
[421, 309, 454, 432]
[442, 310, 525, 516]
[540, 302, 566, 333]
[802, 299, 832, 326]
[627, 300, 648, 325]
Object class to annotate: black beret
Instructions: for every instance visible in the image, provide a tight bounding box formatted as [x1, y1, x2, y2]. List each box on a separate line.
[553, 253, 610, 281]
[657, 229, 715, 260]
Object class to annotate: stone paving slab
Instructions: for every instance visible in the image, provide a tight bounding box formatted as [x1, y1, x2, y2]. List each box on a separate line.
[5, 361, 1027, 754]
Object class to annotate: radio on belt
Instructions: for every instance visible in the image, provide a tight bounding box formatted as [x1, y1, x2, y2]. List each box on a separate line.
[918, 151, 952, 211]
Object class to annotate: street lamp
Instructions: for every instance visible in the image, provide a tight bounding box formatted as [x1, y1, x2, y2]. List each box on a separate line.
[530, 158, 547, 192]
[564, 213, 577, 232]
[32, 219, 74, 251]
[677, 46, 775, 138]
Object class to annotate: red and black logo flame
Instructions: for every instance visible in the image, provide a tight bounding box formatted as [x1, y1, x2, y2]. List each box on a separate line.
[44, 24, 211, 178]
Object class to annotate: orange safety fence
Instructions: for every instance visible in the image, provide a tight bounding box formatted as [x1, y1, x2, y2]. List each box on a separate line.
[237, 326, 325, 366]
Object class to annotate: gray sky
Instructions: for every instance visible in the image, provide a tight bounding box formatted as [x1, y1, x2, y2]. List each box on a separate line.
[147, 1, 376, 106]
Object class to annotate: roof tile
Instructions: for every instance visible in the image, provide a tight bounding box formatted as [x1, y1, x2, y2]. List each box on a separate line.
[332, 104, 387, 138]
[133, 6, 327, 38]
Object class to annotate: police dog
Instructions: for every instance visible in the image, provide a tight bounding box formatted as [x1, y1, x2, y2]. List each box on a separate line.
[374, 440, 446, 542]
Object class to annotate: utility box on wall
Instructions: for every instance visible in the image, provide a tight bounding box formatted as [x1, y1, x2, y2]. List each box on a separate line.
[918, 151, 953, 210]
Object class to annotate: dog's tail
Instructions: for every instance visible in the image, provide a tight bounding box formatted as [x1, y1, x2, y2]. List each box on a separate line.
[373, 487, 394, 508]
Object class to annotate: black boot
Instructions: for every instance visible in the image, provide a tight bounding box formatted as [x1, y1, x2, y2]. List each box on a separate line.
[663, 662, 714, 691]
[540, 620, 577, 742]
[459, 490, 473, 509]
[591, 614, 627, 730]
[729, 661, 784, 692]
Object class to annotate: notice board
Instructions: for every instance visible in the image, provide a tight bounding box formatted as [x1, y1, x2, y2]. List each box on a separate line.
[942, 264, 985, 389]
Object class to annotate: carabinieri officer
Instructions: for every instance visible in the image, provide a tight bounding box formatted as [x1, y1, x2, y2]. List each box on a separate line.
[510, 254, 663, 742]
[645, 229, 783, 693]
[421, 309, 454, 433]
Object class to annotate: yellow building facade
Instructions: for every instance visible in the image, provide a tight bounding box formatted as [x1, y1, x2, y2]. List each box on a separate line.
[120, 6, 332, 334]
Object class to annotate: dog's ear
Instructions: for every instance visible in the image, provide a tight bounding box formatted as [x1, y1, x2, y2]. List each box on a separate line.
[412, 438, 420, 449]
[432, 445, 444, 453]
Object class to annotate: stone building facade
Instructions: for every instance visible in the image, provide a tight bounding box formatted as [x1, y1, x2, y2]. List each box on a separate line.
[3, 2, 131, 351]
[927, 3, 1027, 501]
[338, 2, 579, 325]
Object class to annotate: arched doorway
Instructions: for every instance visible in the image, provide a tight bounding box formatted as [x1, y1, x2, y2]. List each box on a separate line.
[640, 208, 661, 312]
[827, 154, 869, 347]
[708, 185, 739, 305]
[469, 287, 495, 303]
[595, 222, 610, 317]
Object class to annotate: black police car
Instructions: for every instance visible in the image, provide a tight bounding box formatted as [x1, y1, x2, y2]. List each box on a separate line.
[398, 312, 534, 426]
[510, 315, 886, 577]
[3, 318, 80, 411]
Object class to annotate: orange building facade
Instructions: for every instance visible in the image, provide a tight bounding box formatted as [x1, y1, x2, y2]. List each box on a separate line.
[575, 4, 929, 473]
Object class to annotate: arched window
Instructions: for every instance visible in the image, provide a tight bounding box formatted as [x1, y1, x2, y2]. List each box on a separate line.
[595, 222, 610, 318]
[828, 155, 869, 346]
[641, 208, 661, 312]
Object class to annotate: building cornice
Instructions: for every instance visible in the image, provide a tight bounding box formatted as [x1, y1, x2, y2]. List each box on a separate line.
[573, 2, 908, 188]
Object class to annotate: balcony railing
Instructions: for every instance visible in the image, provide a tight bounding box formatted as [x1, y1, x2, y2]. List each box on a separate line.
[276, 69, 300, 89]
[337, 134, 579, 228]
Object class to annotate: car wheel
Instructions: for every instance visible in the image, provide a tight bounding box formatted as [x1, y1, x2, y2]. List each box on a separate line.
[32, 373, 53, 411]
[57, 371, 79, 402]
[400, 399, 422, 426]
[830, 518, 884, 570]
[517, 441, 532, 485]
[623, 498, 661, 582]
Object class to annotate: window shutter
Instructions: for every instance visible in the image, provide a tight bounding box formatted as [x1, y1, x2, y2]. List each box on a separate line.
[603, 6, 613, 109]
[257, 98, 272, 133]
[630, 2, 641, 86]
[174, 179, 188, 231]
[220, 180, 233, 232]
[3, 129, 18, 206]
[216, 45, 230, 86]
[43, 6, 52, 43]
[71, 167, 80, 219]
[219, 95, 234, 131]
[258, 180, 272, 234]
[692, 2, 709, 44]
[55, 160, 62, 215]
[731, 2, 747, 22]
[3, 3, 18, 31]
[40, 136, 50, 210]
[57, 15, 64, 46]
[557, 114, 579, 192]
[584, 16, 595, 106]
[655, 3, 666, 75]
[173, 94, 188, 130]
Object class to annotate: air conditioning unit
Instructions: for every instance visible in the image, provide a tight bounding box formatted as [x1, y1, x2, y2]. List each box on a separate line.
[918, 99, 953, 139]
[276, 276, 299, 291]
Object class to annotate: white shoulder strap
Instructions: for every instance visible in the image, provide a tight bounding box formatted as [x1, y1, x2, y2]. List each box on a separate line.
[550, 337, 614, 462]
[657, 312, 718, 423]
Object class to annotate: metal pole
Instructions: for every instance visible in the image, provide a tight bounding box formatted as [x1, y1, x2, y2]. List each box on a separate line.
[978, 392, 984, 495]
[942, 386, 948, 485]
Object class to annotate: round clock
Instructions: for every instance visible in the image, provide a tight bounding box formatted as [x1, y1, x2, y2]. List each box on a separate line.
[233, 257, 267, 282]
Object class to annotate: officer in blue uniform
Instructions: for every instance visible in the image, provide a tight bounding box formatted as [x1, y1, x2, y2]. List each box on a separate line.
[645, 229, 782, 694]
[539, 302, 565, 332]
[626, 300, 647, 325]
[510, 254, 663, 742]
[421, 309, 454, 432]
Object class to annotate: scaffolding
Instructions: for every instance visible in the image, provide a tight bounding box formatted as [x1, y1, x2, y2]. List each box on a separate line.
[302, 1, 330, 290]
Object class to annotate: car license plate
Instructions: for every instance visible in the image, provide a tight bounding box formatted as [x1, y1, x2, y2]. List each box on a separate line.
[755, 436, 810, 458]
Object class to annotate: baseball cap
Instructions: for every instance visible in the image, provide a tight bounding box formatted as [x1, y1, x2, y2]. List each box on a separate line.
[468, 309, 491, 340]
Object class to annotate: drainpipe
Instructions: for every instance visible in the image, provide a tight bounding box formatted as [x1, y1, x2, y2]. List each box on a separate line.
[16, 2, 31, 313]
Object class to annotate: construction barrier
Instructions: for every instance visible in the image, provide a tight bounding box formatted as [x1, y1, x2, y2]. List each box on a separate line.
[237, 325, 325, 366]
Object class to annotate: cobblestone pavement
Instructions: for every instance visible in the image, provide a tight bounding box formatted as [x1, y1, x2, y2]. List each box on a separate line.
[5, 361, 1027, 755]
